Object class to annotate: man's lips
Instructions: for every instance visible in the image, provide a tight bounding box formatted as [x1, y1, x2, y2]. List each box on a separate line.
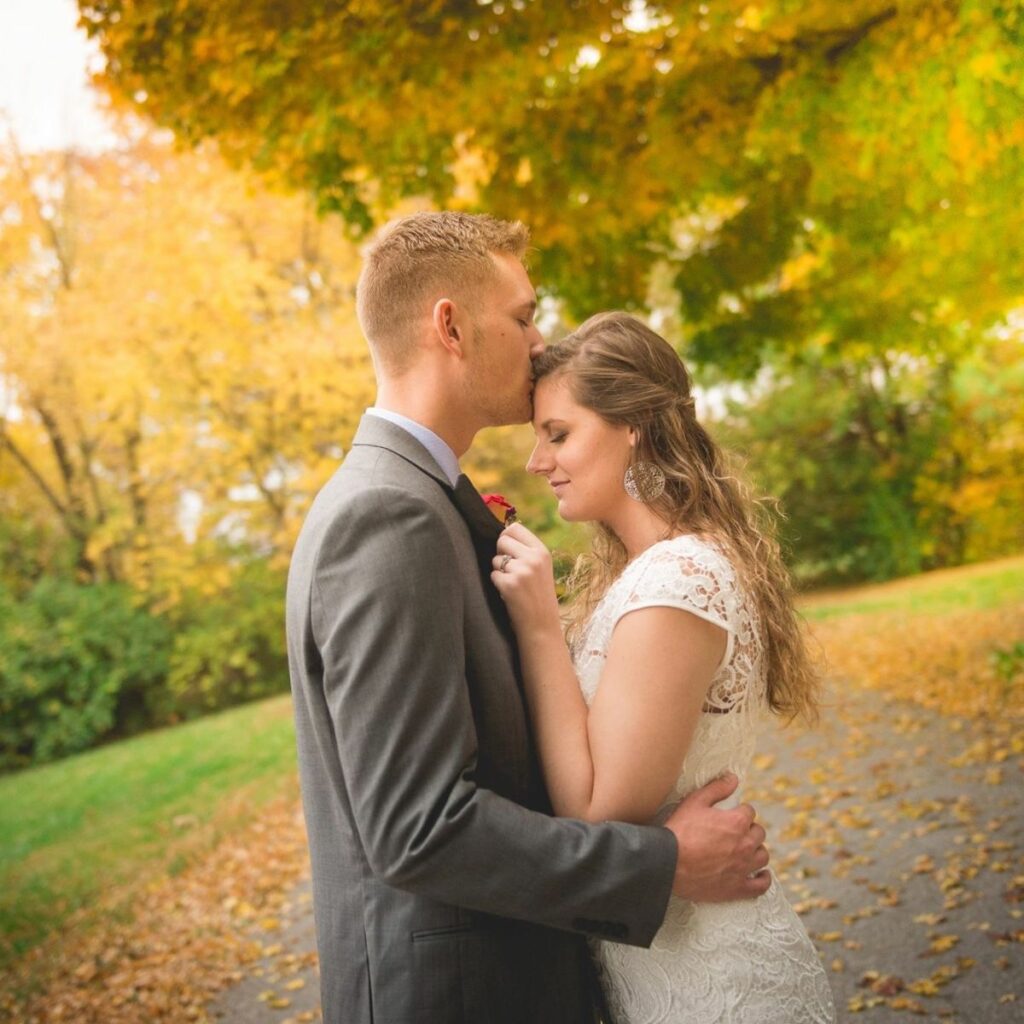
[550, 480, 569, 492]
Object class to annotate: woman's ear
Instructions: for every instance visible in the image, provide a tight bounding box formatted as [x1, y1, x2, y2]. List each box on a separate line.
[627, 425, 639, 449]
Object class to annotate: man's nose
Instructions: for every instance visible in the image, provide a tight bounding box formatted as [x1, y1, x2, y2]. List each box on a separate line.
[529, 326, 545, 358]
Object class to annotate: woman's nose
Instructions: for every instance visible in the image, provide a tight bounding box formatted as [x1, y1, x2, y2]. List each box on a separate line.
[526, 443, 550, 475]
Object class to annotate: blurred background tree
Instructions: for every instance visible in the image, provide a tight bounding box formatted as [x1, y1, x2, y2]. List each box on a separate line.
[1, 0, 1021, 763]
[0, 131, 373, 765]
[78, 0, 1023, 326]
[0, 135, 371, 588]
[77, 0, 1024, 570]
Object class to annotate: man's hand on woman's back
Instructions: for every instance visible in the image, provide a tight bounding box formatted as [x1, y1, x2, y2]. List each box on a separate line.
[664, 773, 772, 902]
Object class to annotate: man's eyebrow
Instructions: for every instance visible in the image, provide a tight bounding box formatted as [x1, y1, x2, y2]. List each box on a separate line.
[518, 298, 538, 313]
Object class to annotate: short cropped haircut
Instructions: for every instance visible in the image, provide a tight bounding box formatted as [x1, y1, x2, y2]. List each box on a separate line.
[356, 211, 530, 374]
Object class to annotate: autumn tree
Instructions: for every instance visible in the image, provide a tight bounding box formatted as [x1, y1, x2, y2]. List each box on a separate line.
[79, 1, 1024, 359]
[0, 130, 376, 759]
[0, 131, 371, 595]
[10, 1, 1024, 593]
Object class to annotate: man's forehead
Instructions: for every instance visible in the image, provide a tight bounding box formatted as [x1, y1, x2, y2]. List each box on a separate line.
[514, 283, 538, 310]
[490, 251, 535, 300]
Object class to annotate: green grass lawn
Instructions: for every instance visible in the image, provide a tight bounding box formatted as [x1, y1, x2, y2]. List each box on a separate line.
[0, 694, 298, 970]
[799, 553, 1024, 621]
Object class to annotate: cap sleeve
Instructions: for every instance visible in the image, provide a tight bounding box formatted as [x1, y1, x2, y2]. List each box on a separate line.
[611, 538, 738, 657]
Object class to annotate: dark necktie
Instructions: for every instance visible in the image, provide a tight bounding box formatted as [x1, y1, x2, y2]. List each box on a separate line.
[448, 473, 515, 640]
[451, 473, 503, 545]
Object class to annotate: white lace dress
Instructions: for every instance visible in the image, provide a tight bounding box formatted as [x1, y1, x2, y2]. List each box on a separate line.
[573, 535, 835, 1024]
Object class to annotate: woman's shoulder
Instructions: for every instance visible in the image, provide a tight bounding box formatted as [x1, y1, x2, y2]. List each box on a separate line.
[637, 533, 737, 583]
[611, 533, 740, 620]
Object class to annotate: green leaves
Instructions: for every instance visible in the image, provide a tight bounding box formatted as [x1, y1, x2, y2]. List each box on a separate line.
[0, 580, 171, 769]
[81, 1, 1024, 383]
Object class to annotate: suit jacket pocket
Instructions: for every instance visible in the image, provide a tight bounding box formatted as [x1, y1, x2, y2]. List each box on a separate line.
[410, 925, 472, 1023]
[411, 922, 475, 943]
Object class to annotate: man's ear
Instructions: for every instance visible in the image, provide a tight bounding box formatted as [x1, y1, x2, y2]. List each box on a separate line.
[432, 298, 467, 357]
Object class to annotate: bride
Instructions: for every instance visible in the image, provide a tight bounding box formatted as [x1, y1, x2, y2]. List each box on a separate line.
[491, 312, 836, 1023]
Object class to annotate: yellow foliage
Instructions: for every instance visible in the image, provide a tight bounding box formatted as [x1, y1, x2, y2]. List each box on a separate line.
[777, 251, 820, 292]
[811, 600, 1023, 722]
[0, 132, 372, 598]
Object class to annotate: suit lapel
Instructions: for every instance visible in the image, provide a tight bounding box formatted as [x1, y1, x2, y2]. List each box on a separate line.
[451, 474, 503, 545]
[349, 414, 451, 488]
[350, 416, 514, 642]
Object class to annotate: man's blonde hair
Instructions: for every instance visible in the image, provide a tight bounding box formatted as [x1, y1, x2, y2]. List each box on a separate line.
[356, 211, 530, 375]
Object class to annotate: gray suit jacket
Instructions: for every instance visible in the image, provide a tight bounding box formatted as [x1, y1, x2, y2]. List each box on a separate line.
[286, 415, 676, 1024]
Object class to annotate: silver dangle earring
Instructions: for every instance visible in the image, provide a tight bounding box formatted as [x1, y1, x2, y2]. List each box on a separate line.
[624, 461, 666, 502]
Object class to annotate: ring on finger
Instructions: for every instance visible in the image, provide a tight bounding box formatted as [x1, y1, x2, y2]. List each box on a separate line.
[499, 554, 512, 573]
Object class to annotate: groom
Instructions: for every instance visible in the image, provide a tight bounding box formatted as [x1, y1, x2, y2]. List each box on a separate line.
[286, 212, 770, 1024]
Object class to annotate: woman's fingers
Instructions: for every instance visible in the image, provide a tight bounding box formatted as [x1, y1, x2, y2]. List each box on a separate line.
[496, 531, 545, 565]
[492, 551, 516, 574]
[500, 522, 544, 549]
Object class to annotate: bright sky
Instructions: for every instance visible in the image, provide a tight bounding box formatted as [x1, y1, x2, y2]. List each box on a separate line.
[0, 0, 116, 151]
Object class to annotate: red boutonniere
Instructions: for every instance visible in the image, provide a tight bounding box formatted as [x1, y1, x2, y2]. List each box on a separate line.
[481, 493, 518, 526]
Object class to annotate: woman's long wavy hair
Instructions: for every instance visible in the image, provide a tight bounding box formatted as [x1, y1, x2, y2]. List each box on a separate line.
[533, 311, 820, 722]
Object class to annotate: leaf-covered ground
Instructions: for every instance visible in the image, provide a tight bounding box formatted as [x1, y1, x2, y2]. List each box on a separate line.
[1, 795, 313, 1023]
[754, 683, 1023, 1022]
[4, 568, 1021, 1023]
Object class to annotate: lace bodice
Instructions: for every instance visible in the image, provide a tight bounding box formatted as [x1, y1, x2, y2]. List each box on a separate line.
[571, 535, 835, 1024]
[573, 535, 767, 811]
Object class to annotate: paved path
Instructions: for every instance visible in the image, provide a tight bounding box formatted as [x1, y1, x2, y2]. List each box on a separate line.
[210, 685, 1022, 1023]
[753, 686, 1022, 1023]
[208, 877, 321, 1024]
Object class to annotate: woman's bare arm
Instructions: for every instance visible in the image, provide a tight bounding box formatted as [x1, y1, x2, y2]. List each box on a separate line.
[492, 525, 726, 824]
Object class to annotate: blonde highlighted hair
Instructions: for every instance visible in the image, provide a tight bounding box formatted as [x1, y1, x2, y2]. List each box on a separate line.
[534, 311, 820, 723]
[356, 211, 529, 374]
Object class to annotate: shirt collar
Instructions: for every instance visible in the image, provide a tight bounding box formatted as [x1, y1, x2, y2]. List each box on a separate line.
[364, 407, 461, 487]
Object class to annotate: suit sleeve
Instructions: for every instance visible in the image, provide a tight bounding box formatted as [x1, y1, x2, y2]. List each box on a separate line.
[310, 486, 676, 946]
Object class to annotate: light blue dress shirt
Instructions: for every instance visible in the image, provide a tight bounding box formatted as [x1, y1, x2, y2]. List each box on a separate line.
[364, 407, 461, 487]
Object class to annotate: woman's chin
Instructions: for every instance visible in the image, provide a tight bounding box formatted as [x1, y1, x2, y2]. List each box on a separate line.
[556, 500, 582, 522]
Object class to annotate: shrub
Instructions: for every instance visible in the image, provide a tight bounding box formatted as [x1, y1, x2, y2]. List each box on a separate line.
[0, 580, 172, 770]
[164, 561, 288, 718]
[991, 641, 1024, 697]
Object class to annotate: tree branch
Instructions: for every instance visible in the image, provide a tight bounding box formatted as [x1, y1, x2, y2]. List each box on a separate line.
[0, 425, 69, 520]
[4, 127, 76, 290]
[825, 7, 899, 65]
